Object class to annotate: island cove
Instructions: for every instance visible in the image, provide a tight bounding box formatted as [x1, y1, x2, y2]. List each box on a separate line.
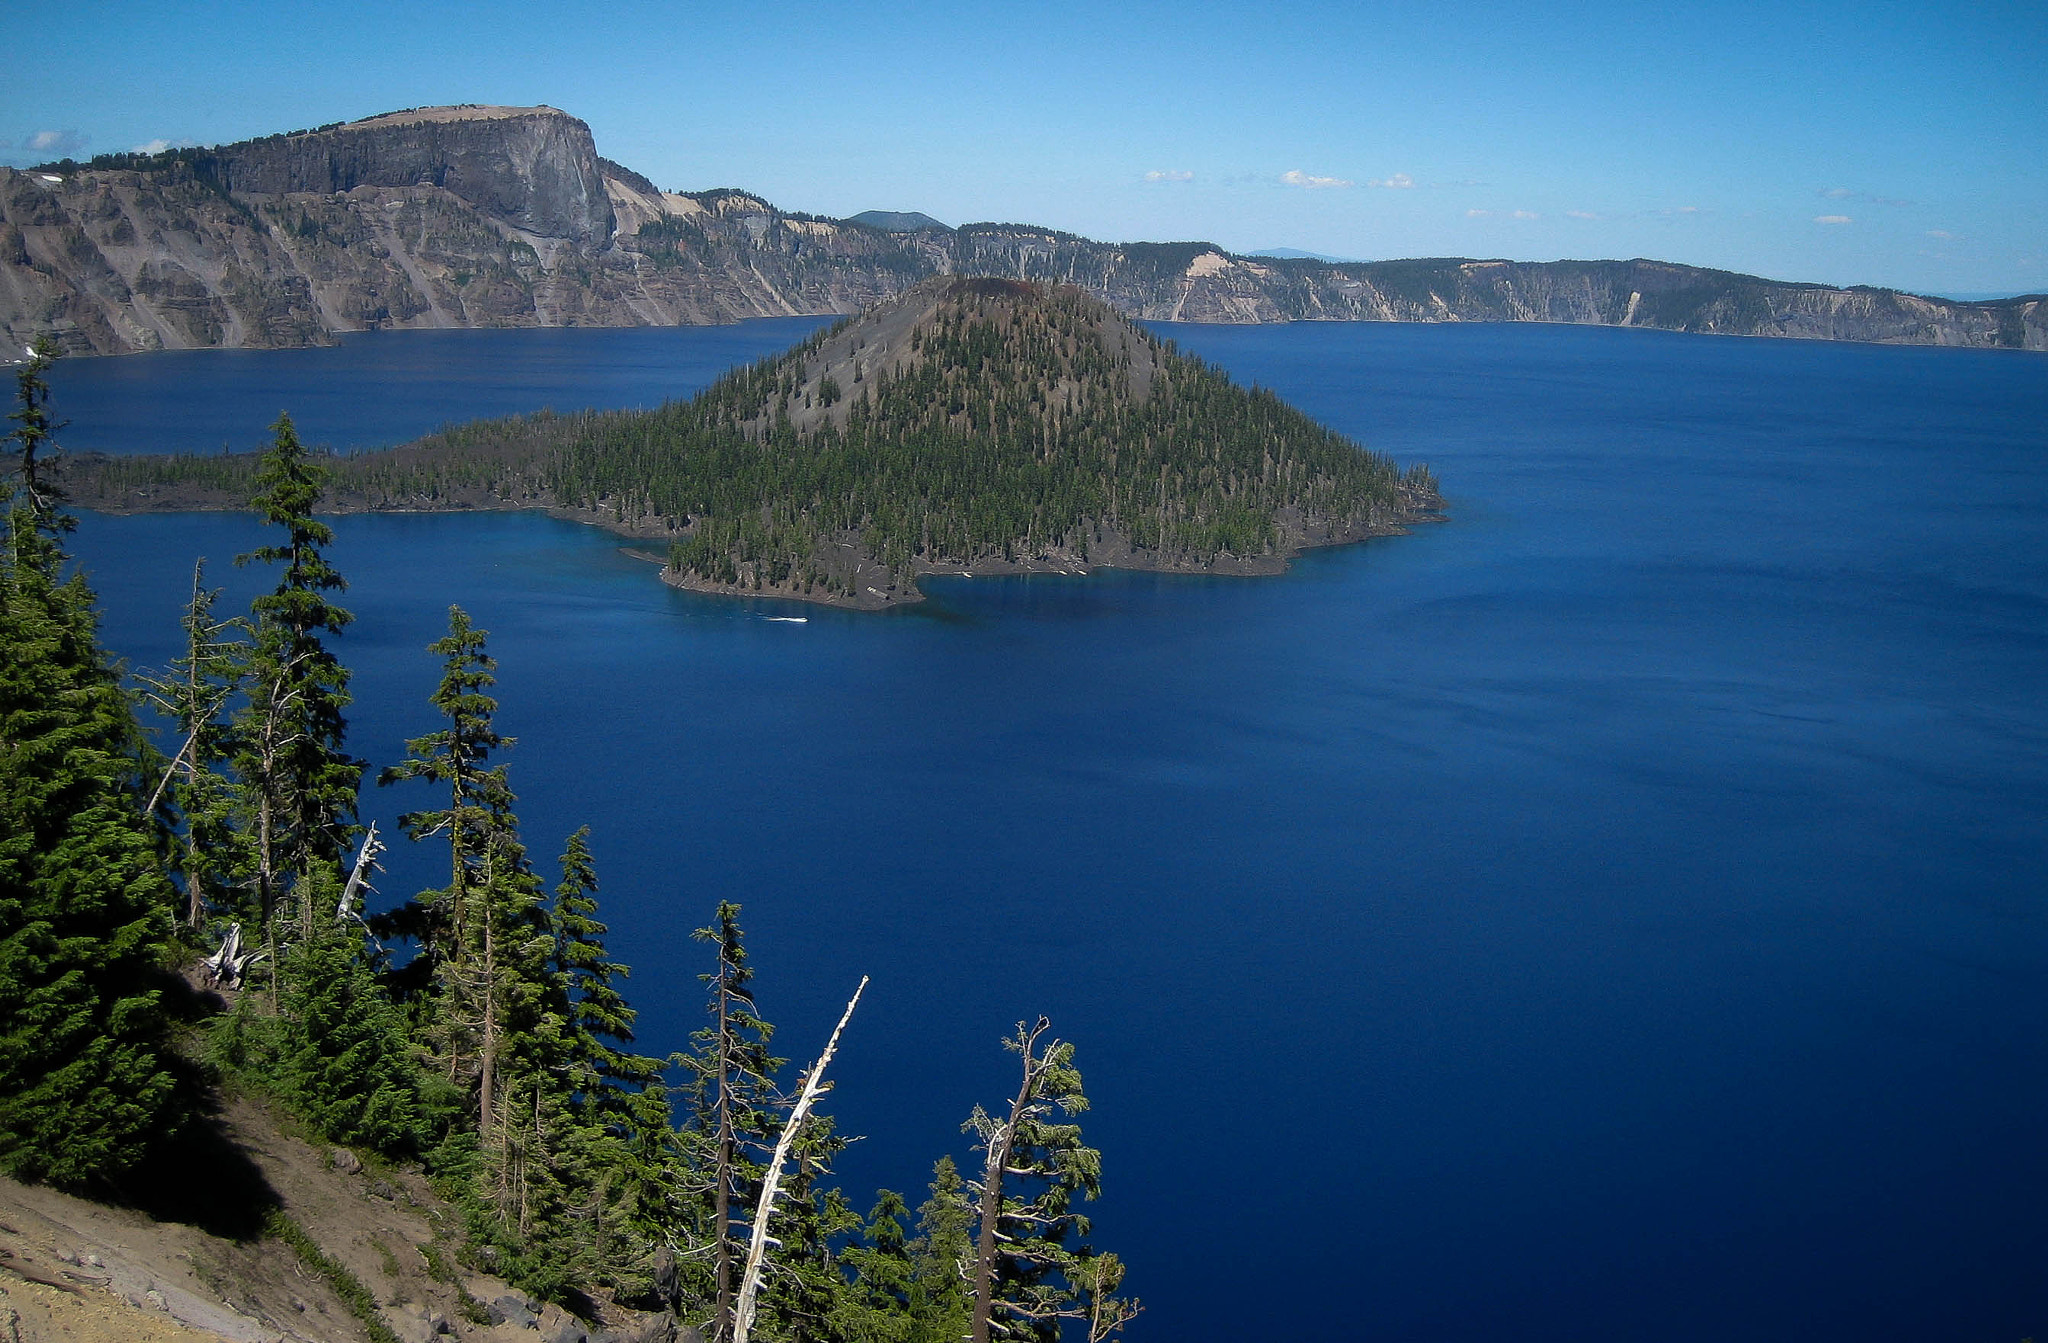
[61, 278, 1444, 610]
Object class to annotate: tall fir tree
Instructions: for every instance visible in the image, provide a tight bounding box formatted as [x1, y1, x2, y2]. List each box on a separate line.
[0, 340, 182, 1188]
[963, 1019, 1132, 1343]
[379, 610, 588, 1287]
[380, 605, 509, 970]
[4, 337, 69, 539]
[525, 828, 677, 1300]
[234, 412, 362, 974]
[550, 827, 664, 1120]
[137, 560, 248, 927]
[682, 903, 785, 1343]
[907, 1157, 976, 1343]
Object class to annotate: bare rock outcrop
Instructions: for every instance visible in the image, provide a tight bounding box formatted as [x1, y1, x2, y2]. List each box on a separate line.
[212, 105, 616, 248]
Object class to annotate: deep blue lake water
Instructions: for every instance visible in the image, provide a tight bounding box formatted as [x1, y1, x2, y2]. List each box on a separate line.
[52, 320, 2048, 1342]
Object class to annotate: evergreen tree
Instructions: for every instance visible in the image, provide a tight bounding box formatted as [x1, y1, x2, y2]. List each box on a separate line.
[4, 337, 70, 539]
[543, 828, 680, 1299]
[234, 413, 362, 978]
[814, 1149, 984, 1343]
[835, 1189, 916, 1340]
[907, 1158, 975, 1342]
[274, 863, 425, 1156]
[550, 827, 665, 1123]
[0, 342, 182, 1188]
[137, 560, 248, 927]
[682, 902, 785, 1343]
[380, 606, 509, 966]
[964, 1018, 1128, 1343]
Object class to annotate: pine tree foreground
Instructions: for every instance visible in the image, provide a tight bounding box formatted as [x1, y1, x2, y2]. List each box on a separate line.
[0, 339, 184, 1188]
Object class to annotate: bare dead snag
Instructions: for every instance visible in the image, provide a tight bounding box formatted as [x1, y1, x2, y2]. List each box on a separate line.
[732, 975, 868, 1343]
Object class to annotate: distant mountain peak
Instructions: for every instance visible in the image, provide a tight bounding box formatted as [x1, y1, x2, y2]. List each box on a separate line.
[847, 210, 952, 233]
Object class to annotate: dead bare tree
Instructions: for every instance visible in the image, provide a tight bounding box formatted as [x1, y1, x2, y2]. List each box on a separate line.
[233, 652, 309, 1008]
[732, 975, 867, 1343]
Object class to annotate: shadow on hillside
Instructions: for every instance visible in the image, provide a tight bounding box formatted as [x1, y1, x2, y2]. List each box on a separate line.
[103, 971, 281, 1242]
[115, 1090, 281, 1242]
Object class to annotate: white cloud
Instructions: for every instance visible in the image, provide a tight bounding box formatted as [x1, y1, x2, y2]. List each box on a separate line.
[1565, 209, 1601, 220]
[1144, 169, 1193, 182]
[1820, 186, 1913, 207]
[1511, 209, 1540, 220]
[23, 129, 87, 156]
[1281, 169, 1353, 189]
[1465, 208, 1492, 218]
[1367, 173, 1414, 189]
[1813, 214, 1853, 225]
[1925, 229, 1954, 239]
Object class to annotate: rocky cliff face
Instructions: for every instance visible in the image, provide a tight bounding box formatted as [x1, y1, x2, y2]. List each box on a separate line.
[3, 104, 2041, 358]
[211, 105, 615, 246]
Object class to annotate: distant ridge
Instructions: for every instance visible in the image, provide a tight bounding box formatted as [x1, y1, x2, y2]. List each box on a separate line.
[1250, 247, 1366, 263]
[4, 103, 2041, 355]
[847, 209, 951, 232]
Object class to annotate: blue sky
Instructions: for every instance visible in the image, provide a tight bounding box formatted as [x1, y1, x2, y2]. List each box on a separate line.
[9, 0, 2044, 295]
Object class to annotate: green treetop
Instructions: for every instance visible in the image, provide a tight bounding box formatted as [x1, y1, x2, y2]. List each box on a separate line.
[0, 341, 183, 1189]
[234, 413, 363, 968]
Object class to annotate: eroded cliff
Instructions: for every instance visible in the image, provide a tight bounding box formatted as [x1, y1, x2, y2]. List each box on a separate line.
[3, 104, 2040, 357]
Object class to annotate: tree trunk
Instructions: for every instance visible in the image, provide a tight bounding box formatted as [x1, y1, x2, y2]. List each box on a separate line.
[714, 972, 733, 1343]
[480, 866, 497, 1151]
[971, 1020, 1048, 1343]
[182, 565, 205, 929]
[258, 794, 278, 1012]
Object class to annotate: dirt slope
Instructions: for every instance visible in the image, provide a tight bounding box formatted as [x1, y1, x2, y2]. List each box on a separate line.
[0, 1095, 677, 1343]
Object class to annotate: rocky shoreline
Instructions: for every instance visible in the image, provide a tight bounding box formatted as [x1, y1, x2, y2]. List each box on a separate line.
[76, 480, 1441, 613]
[664, 508, 1443, 612]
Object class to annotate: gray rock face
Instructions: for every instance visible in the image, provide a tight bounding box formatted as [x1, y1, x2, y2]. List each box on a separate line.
[537, 1301, 590, 1343]
[487, 1291, 538, 1328]
[3, 105, 2041, 358]
[213, 106, 615, 247]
